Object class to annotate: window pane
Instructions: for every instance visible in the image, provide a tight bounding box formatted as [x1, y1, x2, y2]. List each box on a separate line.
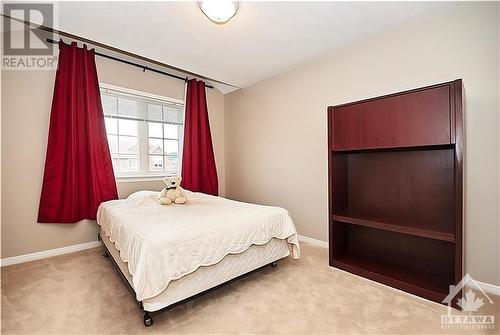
[118, 154, 139, 172]
[148, 122, 162, 138]
[119, 136, 139, 154]
[149, 156, 164, 171]
[148, 104, 163, 121]
[163, 124, 178, 139]
[100, 86, 185, 178]
[164, 140, 179, 154]
[118, 119, 138, 136]
[149, 138, 163, 154]
[107, 135, 118, 154]
[165, 155, 179, 175]
[111, 154, 119, 171]
[118, 98, 138, 117]
[164, 106, 183, 123]
[101, 95, 117, 115]
[105, 117, 117, 135]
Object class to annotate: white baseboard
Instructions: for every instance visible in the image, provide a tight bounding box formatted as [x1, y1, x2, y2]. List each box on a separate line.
[470, 280, 500, 297]
[1, 240, 102, 267]
[298, 234, 328, 248]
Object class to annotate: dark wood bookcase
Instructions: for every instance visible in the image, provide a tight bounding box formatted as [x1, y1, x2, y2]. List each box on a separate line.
[327, 80, 464, 304]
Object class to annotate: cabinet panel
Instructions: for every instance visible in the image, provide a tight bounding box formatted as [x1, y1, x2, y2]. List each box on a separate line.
[346, 148, 455, 234]
[333, 85, 451, 150]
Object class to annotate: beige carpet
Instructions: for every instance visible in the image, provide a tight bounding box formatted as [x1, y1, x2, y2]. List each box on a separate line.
[1, 242, 498, 334]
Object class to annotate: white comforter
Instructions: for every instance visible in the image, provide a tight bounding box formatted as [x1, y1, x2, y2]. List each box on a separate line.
[97, 191, 300, 301]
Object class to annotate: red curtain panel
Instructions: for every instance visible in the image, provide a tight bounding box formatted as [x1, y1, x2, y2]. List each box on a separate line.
[37, 41, 118, 223]
[181, 79, 219, 195]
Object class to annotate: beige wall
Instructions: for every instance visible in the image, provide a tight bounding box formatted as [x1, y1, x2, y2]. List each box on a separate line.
[1, 39, 226, 258]
[225, 3, 500, 285]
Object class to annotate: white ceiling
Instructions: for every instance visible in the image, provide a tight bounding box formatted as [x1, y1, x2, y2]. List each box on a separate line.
[57, 1, 448, 93]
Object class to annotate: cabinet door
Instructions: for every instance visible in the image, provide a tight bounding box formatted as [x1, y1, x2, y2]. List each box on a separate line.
[332, 85, 451, 150]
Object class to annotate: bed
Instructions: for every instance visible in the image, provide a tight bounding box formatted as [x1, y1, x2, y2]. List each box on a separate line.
[96, 190, 300, 326]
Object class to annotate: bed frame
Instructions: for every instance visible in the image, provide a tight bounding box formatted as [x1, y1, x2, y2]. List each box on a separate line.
[98, 234, 278, 327]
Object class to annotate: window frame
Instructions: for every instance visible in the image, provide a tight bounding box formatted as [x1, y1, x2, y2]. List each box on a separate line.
[100, 83, 185, 181]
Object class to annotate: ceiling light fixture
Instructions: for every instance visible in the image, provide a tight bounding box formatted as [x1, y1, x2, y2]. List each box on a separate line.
[199, 0, 239, 24]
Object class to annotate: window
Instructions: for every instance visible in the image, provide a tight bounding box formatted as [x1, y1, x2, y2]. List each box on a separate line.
[100, 84, 184, 178]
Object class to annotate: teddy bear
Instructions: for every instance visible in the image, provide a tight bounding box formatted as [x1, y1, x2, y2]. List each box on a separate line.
[158, 176, 187, 205]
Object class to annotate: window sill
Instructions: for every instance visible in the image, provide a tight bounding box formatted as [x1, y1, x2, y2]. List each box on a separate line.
[116, 176, 168, 183]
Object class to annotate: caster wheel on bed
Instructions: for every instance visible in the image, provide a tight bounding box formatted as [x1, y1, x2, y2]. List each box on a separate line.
[271, 261, 278, 268]
[144, 313, 153, 327]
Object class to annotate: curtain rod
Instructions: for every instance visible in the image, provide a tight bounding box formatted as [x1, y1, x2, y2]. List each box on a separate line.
[46, 38, 214, 89]
[2, 14, 240, 90]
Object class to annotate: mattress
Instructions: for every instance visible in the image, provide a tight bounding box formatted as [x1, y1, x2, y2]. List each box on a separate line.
[100, 229, 291, 312]
[97, 190, 300, 301]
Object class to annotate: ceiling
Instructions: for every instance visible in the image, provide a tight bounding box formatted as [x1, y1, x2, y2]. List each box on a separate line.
[56, 2, 448, 93]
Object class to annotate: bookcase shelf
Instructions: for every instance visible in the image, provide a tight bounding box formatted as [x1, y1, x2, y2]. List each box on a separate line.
[327, 80, 464, 305]
[332, 252, 451, 301]
[331, 213, 455, 242]
[331, 143, 455, 154]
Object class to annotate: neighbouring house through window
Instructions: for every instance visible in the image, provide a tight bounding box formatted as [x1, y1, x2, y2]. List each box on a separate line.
[100, 84, 184, 179]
